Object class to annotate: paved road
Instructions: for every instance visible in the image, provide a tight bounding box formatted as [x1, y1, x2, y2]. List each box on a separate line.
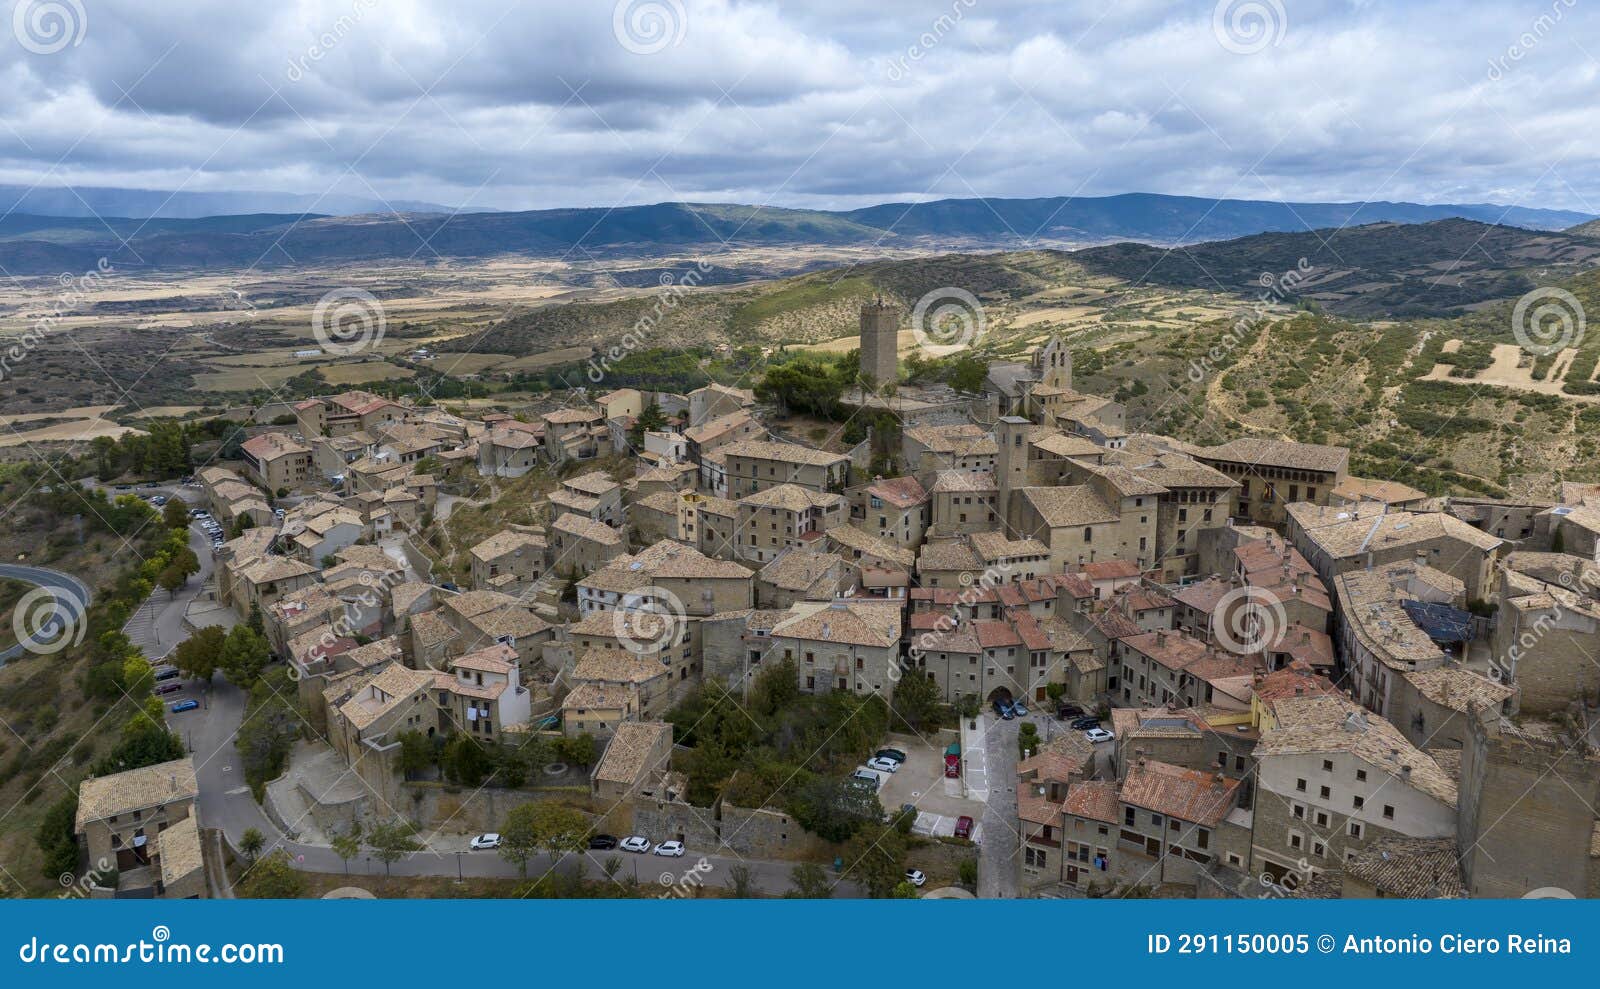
[125, 524, 216, 660]
[177, 673, 862, 897]
[0, 562, 93, 665]
[977, 713, 1020, 899]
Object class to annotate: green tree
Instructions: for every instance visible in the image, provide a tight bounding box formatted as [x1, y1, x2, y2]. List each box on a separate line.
[790, 776, 880, 843]
[219, 624, 270, 688]
[238, 850, 306, 898]
[958, 858, 978, 888]
[162, 498, 190, 530]
[841, 823, 907, 898]
[331, 828, 362, 874]
[498, 803, 546, 877]
[554, 732, 597, 768]
[442, 734, 492, 786]
[172, 625, 226, 681]
[94, 714, 184, 776]
[724, 863, 755, 897]
[788, 862, 833, 899]
[888, 669, 942, 731]
[34, 793, 79, 881]
[396, 729, 435, 780]
[366, 821, 422, 876]
[240, 827, 265, 862]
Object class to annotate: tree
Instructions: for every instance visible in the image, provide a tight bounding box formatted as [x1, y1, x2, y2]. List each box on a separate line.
[788, 862, 833, 899]
[888, 669, 942, 731]
[34, 793, 79, 881]
[553, 732, 597, 768]
[958, 858, 978, 888]
[725, 863, 755, 898]
[498, 803, 545, 877]
[238, 850, 306, 898]
[396, 729, 434, 780]
[442, 734, 492, 786]
[366, 821, 422, 875]
[157, 562, 187, 597]
[172, 625, 225, 681]
[162, 498, 190, 530]
[331, 829, 362, 874]
[841, 823, 907, 898]
[891, 880, 920, 898]
[94, 716, 185, 775]
[239, 827, 265, 862]
[218, 624, 269, 689]
[790, 777, 880, 843]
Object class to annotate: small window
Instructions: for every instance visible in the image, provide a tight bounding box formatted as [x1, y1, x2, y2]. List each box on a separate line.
[1321, 759, 1333, 772]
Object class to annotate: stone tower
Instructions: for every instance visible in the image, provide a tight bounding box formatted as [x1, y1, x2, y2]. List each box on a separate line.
[1034, 333, 1072, 390]
[859, 300, 899, 387]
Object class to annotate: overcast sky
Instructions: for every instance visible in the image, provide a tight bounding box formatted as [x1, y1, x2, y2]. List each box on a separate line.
[2, 0, 1597, 212]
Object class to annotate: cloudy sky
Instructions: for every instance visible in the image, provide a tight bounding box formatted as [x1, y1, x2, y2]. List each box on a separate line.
[2, 0, 1597, 212]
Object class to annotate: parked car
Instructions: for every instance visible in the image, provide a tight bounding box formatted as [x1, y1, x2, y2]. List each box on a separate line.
[1084, 727, 1115, 744]
[189, 509, 206, 517]
[944, 743, 961, 778]
[652, 840, 686, 857]
[152, 664, 180, 681]
[954, 815, 974, 839]
[587, 834, 619, 850]
[866, 756, 899, 774]
[1056, 703, 1085, 719]
[904, 869, 926, 887]
[1071, 716, 1102, 731]
[153, 682, 183, 696]
[620, 836, 651, 853]
[850, 768, 884, 791]
[1010, 699, 1027, 716]
[169, 699, 199, 713]
[469, 833, 501, 850]
[874, 748, 907, 764]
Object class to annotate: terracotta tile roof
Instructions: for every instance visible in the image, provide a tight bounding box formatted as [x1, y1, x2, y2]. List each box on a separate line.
[572, 647, 669, 684]
[770, 600, 902, 648]
[865, 475, 928, 508]
[720, 439, 847, 468]
[76, 758, 197, 830]
[1344, 837, 1464, 898]
[1193, 437, 1350, 474]
[1258, 695, 1457, 806]
[1062, 779, 1121, 824]
[593, 721, 673, 784]
[930, 470, 996, 494]
[1120, 759, 1241, 827]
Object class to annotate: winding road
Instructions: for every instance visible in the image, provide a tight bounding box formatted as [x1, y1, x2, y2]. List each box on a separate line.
[0, 563, 92, 665]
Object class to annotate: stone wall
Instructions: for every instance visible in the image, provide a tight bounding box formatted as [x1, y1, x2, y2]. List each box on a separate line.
[402, 782, 598, 834]
[718, 803, 830, 859]
[631, 797, 721, 851]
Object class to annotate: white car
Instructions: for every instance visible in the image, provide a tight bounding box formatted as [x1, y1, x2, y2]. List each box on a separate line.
[904, 869, 926, 887]
[652, 840, 686, 857]
[469, 833, 501, 850]
[620, 835, 651, 853]
[1084, 727, 1114, 744]
[866, 757, 899, 774]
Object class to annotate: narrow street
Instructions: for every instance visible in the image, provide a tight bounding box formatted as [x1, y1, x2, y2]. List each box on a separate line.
[977, 713, 1019, 899]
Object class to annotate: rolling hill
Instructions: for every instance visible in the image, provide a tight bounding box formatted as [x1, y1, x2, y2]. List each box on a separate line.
[0, 194, 1591, 276]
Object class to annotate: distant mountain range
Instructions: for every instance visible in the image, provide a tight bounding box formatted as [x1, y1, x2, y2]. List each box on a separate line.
[0, 191, 1591, 274]
[0, 184, 466, 220]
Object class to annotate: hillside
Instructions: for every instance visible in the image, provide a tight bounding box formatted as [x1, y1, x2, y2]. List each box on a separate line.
[1074, 219, 1600, 318]
[0, 194, 1592, 276]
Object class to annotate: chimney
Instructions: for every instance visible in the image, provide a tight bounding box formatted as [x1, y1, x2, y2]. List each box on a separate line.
[1401, 765, 1412, 781]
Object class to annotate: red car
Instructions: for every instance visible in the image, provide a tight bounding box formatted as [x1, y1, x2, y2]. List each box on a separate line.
[954, 815, 974, 839]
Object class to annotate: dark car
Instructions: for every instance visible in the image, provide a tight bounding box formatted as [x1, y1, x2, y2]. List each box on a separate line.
[1071, 716, 1102, 731]
[1056, 703, 1085, 719]
[588, 834, 619, 850]
[954, 815, 974, 839]
[874, 748, 907, 764]
[992, 698, 1014, 719]
[153, 682, 183, 696]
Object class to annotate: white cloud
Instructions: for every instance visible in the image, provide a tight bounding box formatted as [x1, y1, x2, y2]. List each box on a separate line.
[0, 0, 1593, 212]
